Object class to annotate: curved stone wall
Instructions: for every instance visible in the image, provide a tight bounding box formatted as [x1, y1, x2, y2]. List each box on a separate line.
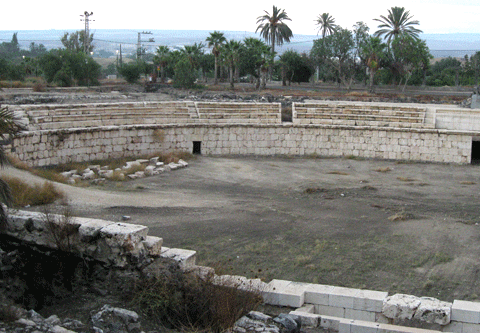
[7, 101, 475, 167]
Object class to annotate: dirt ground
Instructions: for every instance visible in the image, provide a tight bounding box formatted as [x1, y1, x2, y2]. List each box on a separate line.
[2, 83, 480, 329]
[8, 154, 480, 303]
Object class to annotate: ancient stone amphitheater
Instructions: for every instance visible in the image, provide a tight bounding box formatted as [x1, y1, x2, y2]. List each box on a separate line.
[5, 100, 480, 333]
[8, 100, 480, 167]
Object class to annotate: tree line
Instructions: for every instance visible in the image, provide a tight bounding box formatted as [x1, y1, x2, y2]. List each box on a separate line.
[1, 6, 479, 90]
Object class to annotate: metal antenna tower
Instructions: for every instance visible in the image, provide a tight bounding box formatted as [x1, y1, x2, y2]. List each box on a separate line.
[137, 31, 155, 59]
[80, 11, 94, 53]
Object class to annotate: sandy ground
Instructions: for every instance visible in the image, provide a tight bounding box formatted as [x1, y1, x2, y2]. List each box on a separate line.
[5, 155, 480, 303]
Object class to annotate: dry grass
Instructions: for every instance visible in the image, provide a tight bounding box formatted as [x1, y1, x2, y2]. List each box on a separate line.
[397, 176, 416, 182]
[3, 176, 65, 207]
[375, 167, 391, 173]
[459, 181, 476, 185]
[131, 265, 262, 333]
[327, 171, 350, 175]
[388, 210, 414, 221]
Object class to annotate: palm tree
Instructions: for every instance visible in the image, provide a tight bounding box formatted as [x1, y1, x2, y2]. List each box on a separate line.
[374, 7, 422, 44]
[221, 40, 242, 89]
[206, 31, 227, 85]
[153, 45, 170, 83]
[0, 106, 25, 231]
[182, 42, 205, 70]
[256, 5, 293, 56]
[315, 13, 338, 38]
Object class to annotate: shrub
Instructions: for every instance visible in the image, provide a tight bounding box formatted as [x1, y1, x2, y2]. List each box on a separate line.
[131, 266, 262, 332]
[174, 56, 197, 89]
[3, 176, 64, 207]
[118, 62, 142, 84]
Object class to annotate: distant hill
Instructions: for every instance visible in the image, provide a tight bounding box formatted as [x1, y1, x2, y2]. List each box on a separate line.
[1, 29, 479, 58]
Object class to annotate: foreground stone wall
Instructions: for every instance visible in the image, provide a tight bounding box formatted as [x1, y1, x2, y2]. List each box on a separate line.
[6, 209, 480, 333]
[11, 124, 472, 167]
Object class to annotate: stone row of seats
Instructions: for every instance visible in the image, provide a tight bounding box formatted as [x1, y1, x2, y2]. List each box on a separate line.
[293, 103, 432, 128]
[195, 102, 281, 124]
[18, 102, 197, 130]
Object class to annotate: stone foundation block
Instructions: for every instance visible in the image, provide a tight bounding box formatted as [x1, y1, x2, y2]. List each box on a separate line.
[451, 300, 480, 324]
[262, 280, 310, 308]
[288, 310, 320, 327]
[319, 315, 342, 331]
[142, 236, 163, 256]
[295, 304, 315, 314]
[315, 304, 346, 318]
[160, 247, 197, 269]
[305, 284, 335, 306]
[100, 222, 148, 252]
[329, 286, 360, 309]
[345, 308, 376, 322]
[353, 290, 388, 312]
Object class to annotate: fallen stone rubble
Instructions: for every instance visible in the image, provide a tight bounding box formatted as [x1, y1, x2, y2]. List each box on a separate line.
[60, 157, 188, 184]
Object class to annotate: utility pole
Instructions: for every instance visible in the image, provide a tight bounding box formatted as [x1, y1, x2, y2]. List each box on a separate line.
[80, 11, 94, 53]
[137, 31, 155, 60]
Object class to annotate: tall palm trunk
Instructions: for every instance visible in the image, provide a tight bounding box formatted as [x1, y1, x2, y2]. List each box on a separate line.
[214, 55, 219, 85]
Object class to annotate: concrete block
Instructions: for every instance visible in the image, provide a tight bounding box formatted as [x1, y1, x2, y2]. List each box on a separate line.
[451, 300, 480, 324]
[288, 310, 320, 327]
[353, 290, 389, 312]
[330, 286, 360, 309]
[315, 304, 346, 318]
[305, 284, 335, 305]
[262, 280, 310, 308]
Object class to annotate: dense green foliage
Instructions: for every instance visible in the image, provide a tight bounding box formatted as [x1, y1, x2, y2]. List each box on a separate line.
[174, 56, 197, 88]
[38, 49, 101, 86]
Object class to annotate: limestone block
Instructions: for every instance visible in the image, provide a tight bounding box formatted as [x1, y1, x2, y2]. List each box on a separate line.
[295, 304, 315, 314]
[82, 170, 96, 180]
[345, 308, 376, 322]
[305, 284, 335, 306]
[382, 294, 421, 321]
[413, 297, 451, 325]
[144, 165, 156, 176]
[142, 236, 163, 256]
[329, 286, 360, 309]
[451, 300, 480, 324]
[463, 322, 480, 333]
[353, 290, 389, 312]
[315, 304, 346, 318]
[100, 222, 148, 252]
[319, 315, 341, 331]
[288, 310, 320, 327]
[263, 280, 310, 308]
[343, 319, 383, 333]
[160, 248, 197, 269]
[178, 159, 189, 167]
[77, 218, 114, 241]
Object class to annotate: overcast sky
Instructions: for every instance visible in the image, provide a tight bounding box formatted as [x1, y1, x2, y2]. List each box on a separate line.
[3, 0, 480, 35]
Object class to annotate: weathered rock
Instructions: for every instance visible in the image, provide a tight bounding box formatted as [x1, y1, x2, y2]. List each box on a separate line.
[91, 304, 140, 333]
[82, 170, 96, 180]
[383, 294, 421, 320]
[273, 313, 301, 333]
[413, 297, 452, 325]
